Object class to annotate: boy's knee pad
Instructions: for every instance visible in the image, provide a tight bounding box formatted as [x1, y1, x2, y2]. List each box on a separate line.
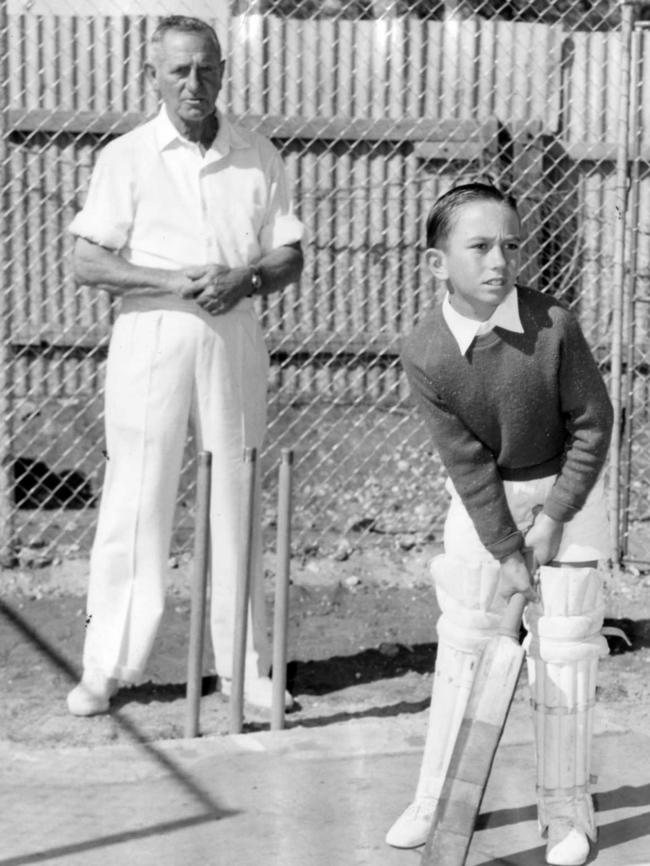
[431, 554, 503, 653]
[524, 566, 607, 841]
[524, 566, 608, 664]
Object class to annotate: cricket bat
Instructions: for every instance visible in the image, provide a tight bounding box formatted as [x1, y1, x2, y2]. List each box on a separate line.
[421, 589, 529, 866]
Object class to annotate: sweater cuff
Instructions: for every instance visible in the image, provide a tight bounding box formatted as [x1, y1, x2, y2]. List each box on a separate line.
[543, 498, 578, 523]
[486, 529, 525, 561]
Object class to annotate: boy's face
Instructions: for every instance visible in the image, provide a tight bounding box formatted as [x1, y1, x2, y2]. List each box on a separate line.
[428, 200, 521, 321]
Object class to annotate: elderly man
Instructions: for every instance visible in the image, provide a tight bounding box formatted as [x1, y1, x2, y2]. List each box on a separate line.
[67, 15, 304, 716]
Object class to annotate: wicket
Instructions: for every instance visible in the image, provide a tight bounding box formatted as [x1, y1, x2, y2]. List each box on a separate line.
[271, 448, 294, 731]
[184, 450, 212, 739]
[185, 445, 295, 737]
[229, 446, 258, 735]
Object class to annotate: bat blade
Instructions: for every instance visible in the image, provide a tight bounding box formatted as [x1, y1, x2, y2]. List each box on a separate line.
[421, 612, 526, 866]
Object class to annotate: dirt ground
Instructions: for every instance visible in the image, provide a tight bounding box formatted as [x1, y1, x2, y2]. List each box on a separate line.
[2, 535, 650, 751]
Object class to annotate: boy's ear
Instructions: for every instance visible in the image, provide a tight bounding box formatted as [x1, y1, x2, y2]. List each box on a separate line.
[425, 248, 448, 280]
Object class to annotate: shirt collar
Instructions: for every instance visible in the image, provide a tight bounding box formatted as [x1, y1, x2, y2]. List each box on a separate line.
[153, 105, 252, 157]
[442, 287, 524, 355]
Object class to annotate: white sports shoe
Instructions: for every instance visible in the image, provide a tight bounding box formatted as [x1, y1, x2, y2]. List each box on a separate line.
[67, 670, 118, 716]
[220, 676, 295, 711]
[385, 798, 438, 849]
[546, 822, 590, 866]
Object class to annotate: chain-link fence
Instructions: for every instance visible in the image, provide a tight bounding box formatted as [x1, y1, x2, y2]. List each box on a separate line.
[1, 0, 649, 571]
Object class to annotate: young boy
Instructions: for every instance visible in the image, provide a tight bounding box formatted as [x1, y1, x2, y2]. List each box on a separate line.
[387, 182, 613, 866]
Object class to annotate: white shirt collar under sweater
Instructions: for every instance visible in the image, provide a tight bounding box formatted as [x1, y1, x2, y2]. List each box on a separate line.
[442, 287, 524, 355]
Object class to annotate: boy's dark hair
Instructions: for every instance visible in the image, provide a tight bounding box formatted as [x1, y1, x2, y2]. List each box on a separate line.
[151, 16, 221, 58]
[426, 182, 519, 250]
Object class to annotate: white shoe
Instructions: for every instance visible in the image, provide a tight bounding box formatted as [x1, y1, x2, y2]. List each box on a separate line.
[546, 822, 590, 866]
[385, 798, 438, 849]
[220, 676, 295, 711]
[67, 670, 118, 716]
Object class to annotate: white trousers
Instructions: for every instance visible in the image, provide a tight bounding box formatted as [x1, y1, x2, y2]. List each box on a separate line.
[443, 474, 611, 565]
[82, 297, 271, 683]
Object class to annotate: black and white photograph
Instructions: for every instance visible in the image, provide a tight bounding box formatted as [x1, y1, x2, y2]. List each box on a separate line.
[1, 1, 650, 864]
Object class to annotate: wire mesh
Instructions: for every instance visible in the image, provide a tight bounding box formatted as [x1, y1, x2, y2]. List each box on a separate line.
[1, 0, 648, 568]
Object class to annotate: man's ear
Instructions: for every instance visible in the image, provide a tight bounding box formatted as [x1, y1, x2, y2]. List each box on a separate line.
[425, 248, 448, 280]
[145, 62, 159, 94]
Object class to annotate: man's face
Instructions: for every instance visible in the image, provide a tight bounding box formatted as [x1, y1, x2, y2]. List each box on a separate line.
[429, 200, 521, 321]
[148, 29, 224, 134]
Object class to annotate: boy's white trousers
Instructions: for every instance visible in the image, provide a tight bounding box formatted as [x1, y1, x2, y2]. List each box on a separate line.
[82, 296, 272, 683]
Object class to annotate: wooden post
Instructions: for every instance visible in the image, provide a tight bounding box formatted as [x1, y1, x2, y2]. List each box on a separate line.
[271, 448, 294, 731]
[184, 451, 212, 739]
[0, 0, 16, 568]
[229, 447, 257, 735]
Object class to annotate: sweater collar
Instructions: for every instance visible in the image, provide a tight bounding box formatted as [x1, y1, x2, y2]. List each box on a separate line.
[442, 287, 524, 355]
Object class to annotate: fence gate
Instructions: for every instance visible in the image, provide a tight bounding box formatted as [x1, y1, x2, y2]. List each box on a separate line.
[1, 0, 649, 571]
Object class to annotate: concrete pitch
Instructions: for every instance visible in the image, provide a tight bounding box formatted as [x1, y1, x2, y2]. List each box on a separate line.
[2, 700, 650, 866]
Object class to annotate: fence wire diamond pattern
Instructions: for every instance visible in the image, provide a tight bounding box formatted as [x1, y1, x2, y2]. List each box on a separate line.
[0, 0, 648, 570]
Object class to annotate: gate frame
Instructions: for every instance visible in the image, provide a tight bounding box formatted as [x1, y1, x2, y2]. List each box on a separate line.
[0, 0, 16, 566]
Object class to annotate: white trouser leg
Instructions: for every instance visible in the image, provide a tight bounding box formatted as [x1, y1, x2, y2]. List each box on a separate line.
[196, 307, 272, 680]
[524, 566, 609, 841]
[83, 310, 194, 681]
[83, 304, 272, 684]
[415, 554, 504, 800]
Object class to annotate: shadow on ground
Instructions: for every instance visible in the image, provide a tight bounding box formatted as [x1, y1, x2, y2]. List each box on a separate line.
[288, 641, 438, 694]
[2, 586, 650, 748]
[471, 784, 650, 866]
[113, 642, 439, 711]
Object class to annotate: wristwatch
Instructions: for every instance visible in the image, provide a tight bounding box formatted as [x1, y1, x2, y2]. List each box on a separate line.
[250, 266, 263, 295]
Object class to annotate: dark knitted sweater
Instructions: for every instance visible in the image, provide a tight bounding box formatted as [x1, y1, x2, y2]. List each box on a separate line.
[401, 286, 613, 559]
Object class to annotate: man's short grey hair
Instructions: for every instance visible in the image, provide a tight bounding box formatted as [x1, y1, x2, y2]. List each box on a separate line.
[150, 15, 222, 61]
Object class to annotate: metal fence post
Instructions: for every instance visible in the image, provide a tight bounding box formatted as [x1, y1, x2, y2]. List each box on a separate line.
[0, 0, 15, 567]
[619, 20, 645, 559]
[609, 0, 635, 564]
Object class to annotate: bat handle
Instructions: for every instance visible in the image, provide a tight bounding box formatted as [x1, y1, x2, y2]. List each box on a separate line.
[497, 547, 538, 639]
[497, 592, 528, 640]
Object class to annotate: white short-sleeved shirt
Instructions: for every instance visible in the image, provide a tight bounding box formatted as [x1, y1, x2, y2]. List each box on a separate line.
[69, 106, 304, 273]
